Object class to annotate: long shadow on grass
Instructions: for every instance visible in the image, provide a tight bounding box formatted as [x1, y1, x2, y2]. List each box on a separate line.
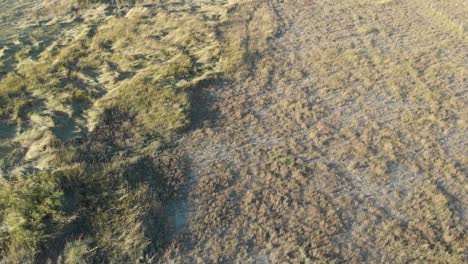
[37, 106, 194, 262]
[0, 121, 16, 140]
[188, 76, 222, 129]
[37, 72, 223, 261]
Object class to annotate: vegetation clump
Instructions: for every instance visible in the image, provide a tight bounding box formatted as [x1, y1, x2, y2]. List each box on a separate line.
[0, 173, 71, 262]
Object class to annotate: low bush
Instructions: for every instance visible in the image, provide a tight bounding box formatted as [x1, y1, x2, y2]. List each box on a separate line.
[56, 238, 93, 264]
[0, 173, 72, 263]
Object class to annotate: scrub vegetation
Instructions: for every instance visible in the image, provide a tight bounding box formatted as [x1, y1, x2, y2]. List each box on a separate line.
[0, 0, 466, 263]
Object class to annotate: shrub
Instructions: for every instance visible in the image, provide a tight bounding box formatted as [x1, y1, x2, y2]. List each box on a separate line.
[0, 73, 28, 120]
[56, 238, 93, 264]
[0, 173, 72, 262]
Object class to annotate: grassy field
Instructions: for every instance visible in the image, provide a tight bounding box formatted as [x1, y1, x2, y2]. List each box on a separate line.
[161, 0, 467, 262]
[0, 0, 466, 263]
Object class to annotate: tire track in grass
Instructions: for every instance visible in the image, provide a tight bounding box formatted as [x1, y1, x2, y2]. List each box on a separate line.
[162, 0, 467, 262]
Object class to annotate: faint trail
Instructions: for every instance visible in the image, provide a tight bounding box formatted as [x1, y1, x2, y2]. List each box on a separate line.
[168, 0, 468, 262]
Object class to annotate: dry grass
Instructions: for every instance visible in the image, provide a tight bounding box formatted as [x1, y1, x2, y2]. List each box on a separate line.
[0, 0, 239, 262]
[0, 0, 466, 262]
[158, 0, 467, 262]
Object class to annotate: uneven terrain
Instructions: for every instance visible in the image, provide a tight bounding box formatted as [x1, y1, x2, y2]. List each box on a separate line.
[0, 0, 467, 263]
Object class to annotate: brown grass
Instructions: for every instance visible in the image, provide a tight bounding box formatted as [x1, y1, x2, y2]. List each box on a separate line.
[0, 0, 466, 262]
